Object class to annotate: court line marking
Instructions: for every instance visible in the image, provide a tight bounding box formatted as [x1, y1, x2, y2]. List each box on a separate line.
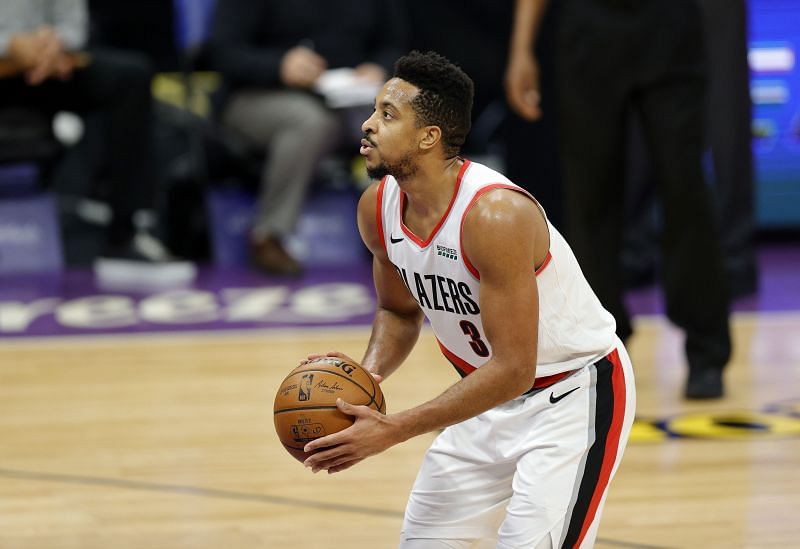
[0, 467, 674, 549]
[0, 466, 402, 518]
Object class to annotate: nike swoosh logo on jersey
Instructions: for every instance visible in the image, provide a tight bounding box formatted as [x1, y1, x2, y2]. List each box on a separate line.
[390, 235, 404, 244]
[549, 387, 580, 404]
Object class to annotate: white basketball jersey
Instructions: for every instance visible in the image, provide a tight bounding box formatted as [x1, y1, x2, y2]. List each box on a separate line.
[376, 159, 617, 377]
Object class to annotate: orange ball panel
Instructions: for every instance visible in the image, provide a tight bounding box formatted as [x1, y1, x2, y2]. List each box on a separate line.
[274, 408, 354, 462]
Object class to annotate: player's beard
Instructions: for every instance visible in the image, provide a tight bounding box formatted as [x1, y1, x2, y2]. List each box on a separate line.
[366, 151, 417, 181]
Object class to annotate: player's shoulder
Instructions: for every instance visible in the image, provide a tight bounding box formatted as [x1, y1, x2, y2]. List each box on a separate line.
[464, 186, 539, 232]
[460, 162, 544, 256]
[358, 178, 380, 207]
[357, 179, 387, 255]
[358, 174, 393, 214]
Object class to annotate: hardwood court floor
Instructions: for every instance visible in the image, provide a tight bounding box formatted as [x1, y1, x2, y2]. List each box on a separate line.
[0, 313, 798, 548]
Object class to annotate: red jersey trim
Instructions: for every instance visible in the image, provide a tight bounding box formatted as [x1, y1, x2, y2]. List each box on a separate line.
[459, 184, 551, 280]
[436, 337, 575, 391]
[436, 337, 477, 377]
[531, 368, 574, 389]
[399, 159, 471, 248]
[375, 177, 387, 254]
[536, 251, 552, 275]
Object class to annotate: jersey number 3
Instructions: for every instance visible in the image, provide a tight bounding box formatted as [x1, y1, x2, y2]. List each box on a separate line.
[460, 320, 489, 357]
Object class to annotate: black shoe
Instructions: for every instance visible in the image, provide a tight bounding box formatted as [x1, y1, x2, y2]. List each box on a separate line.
[684, 369, 724, 400]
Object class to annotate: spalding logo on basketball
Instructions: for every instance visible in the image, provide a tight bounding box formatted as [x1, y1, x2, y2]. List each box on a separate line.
[273, 357, 386, 462]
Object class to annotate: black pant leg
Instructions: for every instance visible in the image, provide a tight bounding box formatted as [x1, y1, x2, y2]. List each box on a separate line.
[634, 1, 731, 372]
[555, 2, 636, 341]
[67, 48, 156, 243]
[697, 0, 757, 293]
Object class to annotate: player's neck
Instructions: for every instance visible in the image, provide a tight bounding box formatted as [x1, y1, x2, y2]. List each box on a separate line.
[399, 156, 462, 218]
[399, 157, 463, 233]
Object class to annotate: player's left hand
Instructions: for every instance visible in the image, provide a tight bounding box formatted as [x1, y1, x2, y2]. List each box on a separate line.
[299, 350, 357, 366]
[299, 351, 383, 384]
[302, 398, 399, 474]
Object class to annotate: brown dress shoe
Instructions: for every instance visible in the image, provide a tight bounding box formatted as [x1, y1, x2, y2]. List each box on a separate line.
[251, 236, 303, 277]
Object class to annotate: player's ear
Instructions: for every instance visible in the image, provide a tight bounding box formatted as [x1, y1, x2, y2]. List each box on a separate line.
[418, 125, 442, 151]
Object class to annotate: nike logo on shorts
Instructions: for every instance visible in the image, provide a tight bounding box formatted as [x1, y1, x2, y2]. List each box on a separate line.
[549, 387, 580, 404]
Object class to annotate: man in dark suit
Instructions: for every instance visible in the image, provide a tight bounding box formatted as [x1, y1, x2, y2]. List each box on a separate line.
[506, 0, 732, 399]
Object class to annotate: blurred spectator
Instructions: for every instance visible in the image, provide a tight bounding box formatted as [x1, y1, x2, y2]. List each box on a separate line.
[87, 0, 215, 262]
[209, 0, 407, 276]
[0, 0, 176, 268]
[506, 0, 731, 399]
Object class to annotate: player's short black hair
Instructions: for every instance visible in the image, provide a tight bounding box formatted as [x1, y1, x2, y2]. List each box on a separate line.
[394, 51, 474, 157]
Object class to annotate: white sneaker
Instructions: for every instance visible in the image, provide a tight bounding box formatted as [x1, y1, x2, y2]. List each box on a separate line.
[94, 232, 197, 290]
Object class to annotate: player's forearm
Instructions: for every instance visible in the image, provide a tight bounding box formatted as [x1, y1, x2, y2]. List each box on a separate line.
[389, 357, 535, 442]
[509, 0, 550, 54]
[361, 307, 423, 380]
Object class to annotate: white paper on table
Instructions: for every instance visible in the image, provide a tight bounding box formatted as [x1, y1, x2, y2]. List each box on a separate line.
[313, 68, 381, 108]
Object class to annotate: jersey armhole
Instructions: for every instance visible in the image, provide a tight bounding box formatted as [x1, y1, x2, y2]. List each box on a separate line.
[459, 184, 552, 280]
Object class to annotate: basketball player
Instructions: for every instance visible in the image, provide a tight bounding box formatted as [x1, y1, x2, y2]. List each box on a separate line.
[302, 51, 636, 549]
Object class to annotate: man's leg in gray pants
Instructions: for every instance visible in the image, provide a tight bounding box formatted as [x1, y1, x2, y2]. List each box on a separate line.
[221, 89, 340, 273]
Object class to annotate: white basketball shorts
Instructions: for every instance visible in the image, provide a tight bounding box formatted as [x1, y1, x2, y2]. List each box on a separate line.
[400, 339, 636, 548]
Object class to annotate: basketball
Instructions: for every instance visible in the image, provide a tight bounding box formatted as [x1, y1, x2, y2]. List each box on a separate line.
[273, 357, 386, 462]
